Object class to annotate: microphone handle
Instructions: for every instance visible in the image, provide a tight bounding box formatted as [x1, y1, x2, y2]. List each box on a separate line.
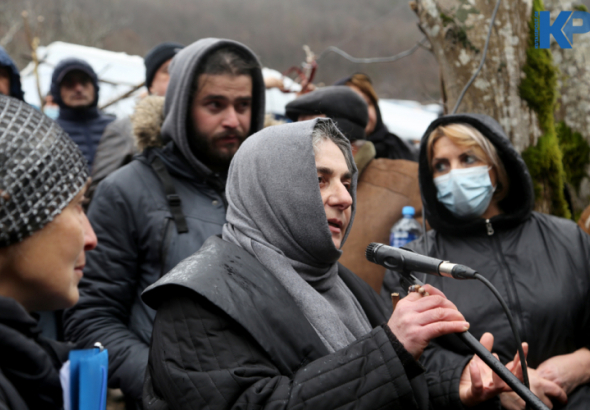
[397, 272, 548, 409]
[456, 332, 548, 410]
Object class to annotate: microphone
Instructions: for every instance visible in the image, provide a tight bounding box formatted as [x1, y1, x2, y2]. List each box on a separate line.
[365, 242, 477, 279]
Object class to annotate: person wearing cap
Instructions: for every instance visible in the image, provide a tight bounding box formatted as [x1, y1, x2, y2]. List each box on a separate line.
[50, 58, 115, 168]
[335, 73, 418, 161]
[285, 86, 424, 295]
[0, 94, 97, 410]
[64, 38, 266, 409]
[89, 42, 184, 201]
[0, 46, 24, 100]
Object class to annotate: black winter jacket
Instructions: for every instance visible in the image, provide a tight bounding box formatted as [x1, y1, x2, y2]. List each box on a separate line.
[369, 102, 418, 161]
[63, 143, 227, 407]
[0, 297, 72, 410]
[388, 114, 590, 409]
[142, 236, 430, 410]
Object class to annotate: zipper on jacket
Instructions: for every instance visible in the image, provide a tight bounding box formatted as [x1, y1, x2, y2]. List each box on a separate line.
[485, 219, 494, 236]
[489, 232, 527, 345]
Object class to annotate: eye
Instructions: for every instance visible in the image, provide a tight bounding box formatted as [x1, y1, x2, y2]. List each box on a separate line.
[206, 101, 222, 110]
[236, 101, 251, 113]
[433, 161, 448, 173]
[462, 154, 480, 166]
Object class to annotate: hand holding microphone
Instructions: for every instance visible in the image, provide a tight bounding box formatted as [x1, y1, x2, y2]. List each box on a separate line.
[387, 283, 470, 360]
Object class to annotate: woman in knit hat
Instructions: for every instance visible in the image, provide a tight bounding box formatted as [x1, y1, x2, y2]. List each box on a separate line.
[0, 94, 97, 410]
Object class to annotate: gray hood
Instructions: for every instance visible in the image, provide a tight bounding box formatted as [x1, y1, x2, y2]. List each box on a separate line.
[160, 38, 265, 177]
[222, 118, 372, 352]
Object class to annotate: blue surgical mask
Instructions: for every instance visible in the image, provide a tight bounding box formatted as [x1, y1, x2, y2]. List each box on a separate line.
[433, 166, 495, 219]
[43, 107, 59, 120]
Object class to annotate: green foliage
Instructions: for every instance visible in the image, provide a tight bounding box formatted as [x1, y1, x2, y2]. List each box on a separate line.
[519, 0, 570, 218]
[556, 121, 590, 192]
[574, 4, 589, 12]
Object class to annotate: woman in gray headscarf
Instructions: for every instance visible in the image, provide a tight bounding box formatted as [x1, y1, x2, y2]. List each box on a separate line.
[142, 118, 499, 410]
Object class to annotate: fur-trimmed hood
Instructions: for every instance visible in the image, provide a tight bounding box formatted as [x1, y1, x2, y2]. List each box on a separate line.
[131, 95, 166, 152]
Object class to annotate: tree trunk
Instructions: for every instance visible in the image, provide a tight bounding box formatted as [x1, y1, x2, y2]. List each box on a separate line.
[413, 0, 570, 217]
[546, 0, 590, 213]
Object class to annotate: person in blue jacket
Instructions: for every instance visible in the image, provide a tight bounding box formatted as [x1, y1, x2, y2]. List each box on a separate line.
[50, 58, 114, 167]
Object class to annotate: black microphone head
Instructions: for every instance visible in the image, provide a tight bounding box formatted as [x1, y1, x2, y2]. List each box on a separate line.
[365, 243, 380, 262]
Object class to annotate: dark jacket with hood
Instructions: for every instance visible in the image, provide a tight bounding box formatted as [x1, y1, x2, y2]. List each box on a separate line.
[0, 47, 24, 101]
[63, 39, 265, 408]
[370, 101, 418, 161]
[50, 58, 115, 168]
[390, 113, 590, 409]
[0, 297, 72, 410]
[141, 236, 429, 410]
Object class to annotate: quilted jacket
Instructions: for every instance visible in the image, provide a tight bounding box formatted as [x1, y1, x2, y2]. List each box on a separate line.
[141, 236, 430, 410]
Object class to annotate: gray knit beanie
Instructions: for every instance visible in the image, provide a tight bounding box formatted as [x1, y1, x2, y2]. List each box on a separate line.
[0, 95, 88, 247]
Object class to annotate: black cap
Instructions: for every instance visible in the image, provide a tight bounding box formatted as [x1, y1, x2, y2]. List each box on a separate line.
[285, 86, 368, 141]
[144, 42, 184, 90]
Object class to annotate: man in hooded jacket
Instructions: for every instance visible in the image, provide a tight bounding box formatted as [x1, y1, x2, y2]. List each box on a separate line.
[0, 46, 24, 100]
[63, 38, 266, 409]
[89, 42, 184, 201]
[388, 113, 590, 409]
[50, 58, 114, 168]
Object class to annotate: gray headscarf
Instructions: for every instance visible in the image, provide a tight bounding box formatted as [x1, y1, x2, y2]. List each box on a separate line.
[222, 118, 371, 352]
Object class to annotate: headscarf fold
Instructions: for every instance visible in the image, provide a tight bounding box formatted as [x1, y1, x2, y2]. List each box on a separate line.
[222, 118, 371, 352]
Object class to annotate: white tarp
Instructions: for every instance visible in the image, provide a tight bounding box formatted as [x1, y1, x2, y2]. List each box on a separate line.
[21, 42, 441, 140]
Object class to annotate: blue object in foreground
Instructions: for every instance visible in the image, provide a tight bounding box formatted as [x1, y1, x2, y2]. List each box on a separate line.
[69, 345, 108, 410]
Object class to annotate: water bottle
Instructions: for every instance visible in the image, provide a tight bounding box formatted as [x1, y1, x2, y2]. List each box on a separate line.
[390, 206, 422, 247]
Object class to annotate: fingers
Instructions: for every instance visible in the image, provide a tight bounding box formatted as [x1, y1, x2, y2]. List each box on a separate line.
[422, 284, 446, 298]
[412, 306, 466, 326]
[403, 293, 462, 314]
[468, 360, 484, 395]
[480, 332, 494, 352]
[538, 379, 567, 404]
[421, 320, 470, 341]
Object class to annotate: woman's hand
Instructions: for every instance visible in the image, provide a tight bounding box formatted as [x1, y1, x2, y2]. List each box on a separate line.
[387, 284, 469, 360]
[459, 333, 511, 406]
[536, 347, 590, 395]
[499, 343, 567, 409]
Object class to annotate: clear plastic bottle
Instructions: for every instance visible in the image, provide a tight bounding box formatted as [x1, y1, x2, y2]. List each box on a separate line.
[389, 206, 422, 247]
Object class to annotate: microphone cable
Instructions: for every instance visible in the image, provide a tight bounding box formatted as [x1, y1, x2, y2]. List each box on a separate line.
[473, 273, 530, 389]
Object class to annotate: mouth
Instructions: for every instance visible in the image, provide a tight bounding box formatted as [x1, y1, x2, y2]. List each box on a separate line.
[327, 218, 343, 234]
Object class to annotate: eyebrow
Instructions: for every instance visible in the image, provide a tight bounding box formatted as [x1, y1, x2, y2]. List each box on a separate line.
[316, 166, 352, 180]
[202, 95, 252, 101]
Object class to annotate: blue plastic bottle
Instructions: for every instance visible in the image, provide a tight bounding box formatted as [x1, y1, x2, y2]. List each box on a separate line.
[389, 206, 422, 247]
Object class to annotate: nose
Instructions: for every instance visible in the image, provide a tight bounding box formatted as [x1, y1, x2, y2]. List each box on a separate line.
[82, 213, 98, 251]
[326, 181, 353, 210]
[222, 106, 240, 129]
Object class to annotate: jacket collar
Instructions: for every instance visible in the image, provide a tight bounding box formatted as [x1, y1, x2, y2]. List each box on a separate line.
[58, 105, 100, 122]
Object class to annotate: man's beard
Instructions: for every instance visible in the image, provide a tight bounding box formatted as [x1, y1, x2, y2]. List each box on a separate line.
[190, 129, 247, 171]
